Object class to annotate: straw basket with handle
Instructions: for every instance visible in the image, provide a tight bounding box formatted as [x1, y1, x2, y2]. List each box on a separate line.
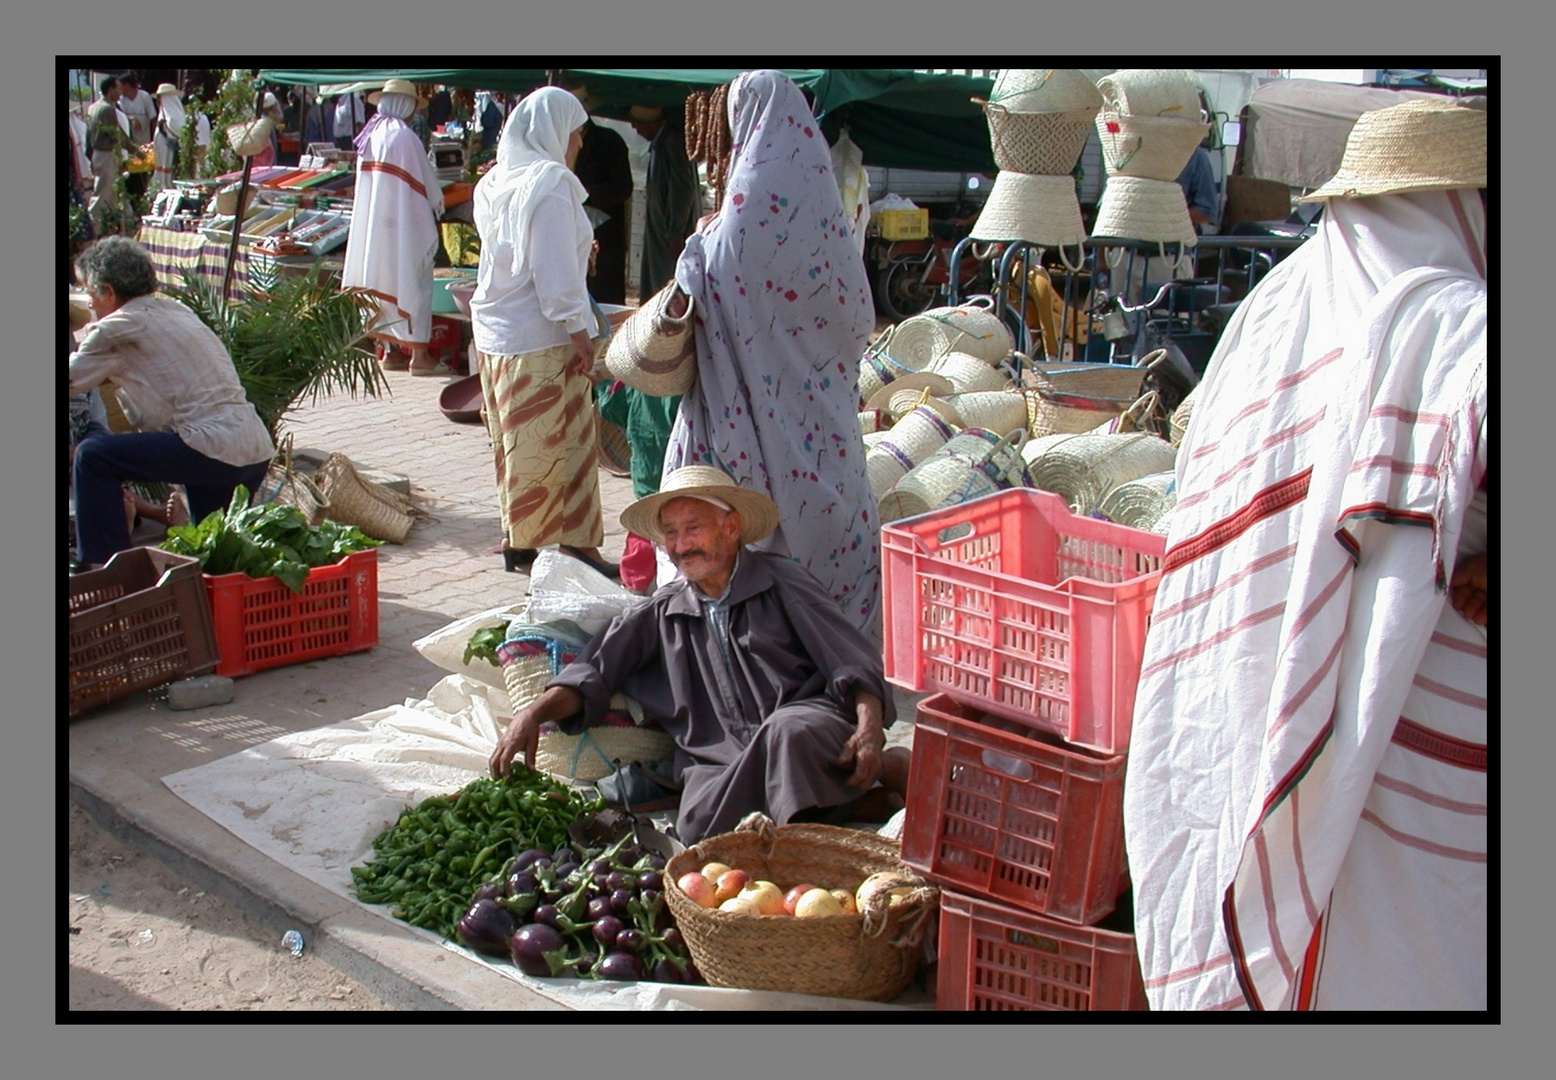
[979, 102, 1100, 175]
[1169, 385, 1197, 447]
[891, 301, 1013, 369]
[990, 68, 1104, 115]
[1096, 111, 1211, 182]
[664, 815, 939, 1002]
[603, 281, 697, 397]
[921, 351, 1013, 396]
[314, 453, 424, 544]
[865, 405, 956, 499]
[879, 427, 1031, 524]
[1098, 470, 1178, 533]
[226, 116, 275, 158]
[1027, 432, 1178, 515]
[254, 432, 330, 528]
[1096, 69, 1203, 121]
[502, 650, 675, 784]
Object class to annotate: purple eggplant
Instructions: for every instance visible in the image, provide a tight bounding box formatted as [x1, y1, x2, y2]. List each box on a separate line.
[512, 847, 552, 873]
[683, 959, 704, 985]
[509, 923, 568, 978]
[595, 950, 645, 982]
[586, 858, 613, 878]
[587, 895, 615, 923]
[635, 870, 663, 893]
[605, 871, 634, 893]
[456, 898, 518, 958]
[472, 881, 504, 904]
[550, 847, 578, 866]
[507, 869, 539, 898]
[650, 957, 684, 984]
[610, 888, 635, 916]
[661, 926, 686, 952]
[533, 903, 562, 929]
[592, 914, 625, 948]
[615, 928, 646, 954]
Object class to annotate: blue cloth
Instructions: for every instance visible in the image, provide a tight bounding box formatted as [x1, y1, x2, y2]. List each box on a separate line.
[73, 431, 269, 565]
[1176, 146, 1219, 230]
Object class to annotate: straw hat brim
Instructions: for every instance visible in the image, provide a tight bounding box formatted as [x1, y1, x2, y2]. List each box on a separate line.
[1092, 176, 1197, 246]
[970, 171, 1088, 247]
[864, 372, 955, 414]
[620, 466, 780, 548]
[1299, 98, 1487, 201]
[155, 83, 181, 99]
[368, 80, 428, 109]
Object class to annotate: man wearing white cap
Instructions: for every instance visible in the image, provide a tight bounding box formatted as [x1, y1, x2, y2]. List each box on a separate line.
[490, 465, 910, 844]
[1124, 98, 1488, 1012]
[341, 79, 446, 374]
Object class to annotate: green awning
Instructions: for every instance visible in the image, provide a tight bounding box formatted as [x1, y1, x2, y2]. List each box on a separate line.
[258, 67, 996, 173]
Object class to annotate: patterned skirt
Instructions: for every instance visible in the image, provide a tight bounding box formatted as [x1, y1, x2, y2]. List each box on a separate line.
[478, 345, 603, 549]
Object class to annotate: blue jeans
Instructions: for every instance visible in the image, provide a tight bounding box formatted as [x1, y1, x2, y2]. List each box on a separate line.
[73, 431, 270, 565]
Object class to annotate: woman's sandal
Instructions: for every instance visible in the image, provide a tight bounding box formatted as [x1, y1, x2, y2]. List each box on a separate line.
[502, 547, 538, 572]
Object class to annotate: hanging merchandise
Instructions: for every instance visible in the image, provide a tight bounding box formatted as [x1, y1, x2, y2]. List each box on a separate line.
[1090, 70, 1209, 256]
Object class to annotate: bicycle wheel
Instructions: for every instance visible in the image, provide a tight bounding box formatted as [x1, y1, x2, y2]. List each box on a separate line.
[873, 258, 940, 322]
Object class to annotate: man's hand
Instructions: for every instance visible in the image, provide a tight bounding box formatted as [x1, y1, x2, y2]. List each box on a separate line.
[589, 240, 600, 277]
[489, 708, 541, 778]
[835, 691, 886, 789]
[1450, 552, 1488, 627]
[568, 329, 596, 379]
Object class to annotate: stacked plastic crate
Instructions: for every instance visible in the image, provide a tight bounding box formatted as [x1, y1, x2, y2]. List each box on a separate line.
[881, 487, 1165, 1010]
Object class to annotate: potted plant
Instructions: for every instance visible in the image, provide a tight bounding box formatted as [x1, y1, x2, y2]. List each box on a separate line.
[168, 262, 387, 441]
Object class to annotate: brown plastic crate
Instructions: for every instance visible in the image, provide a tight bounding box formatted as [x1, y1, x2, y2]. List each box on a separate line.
[69, 548, 219, 718]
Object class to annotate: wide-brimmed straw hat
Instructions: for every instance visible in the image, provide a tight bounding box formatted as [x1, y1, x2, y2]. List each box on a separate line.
[970, 171, 1088, 248]
[367, 79, 428, 108]
[1300, 97, 1487, 201]
[863, 371, 954, 414]
[155, 83, 181, 99]
[620, 466, 780, 548]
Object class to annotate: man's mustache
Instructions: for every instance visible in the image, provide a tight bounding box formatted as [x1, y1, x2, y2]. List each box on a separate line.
[672, 550, 707, 562]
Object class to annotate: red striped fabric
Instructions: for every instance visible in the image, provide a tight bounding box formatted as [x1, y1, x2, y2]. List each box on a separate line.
[361, 159, 427, 198]
[1392, 716, 1488, 770]
[1163, 468, 1312, 574]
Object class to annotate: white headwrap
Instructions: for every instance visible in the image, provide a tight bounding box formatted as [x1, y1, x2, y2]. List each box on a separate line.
[375, 93, 416, 121]
[472, 87, 588, 275]
[156, 89, 186, 134]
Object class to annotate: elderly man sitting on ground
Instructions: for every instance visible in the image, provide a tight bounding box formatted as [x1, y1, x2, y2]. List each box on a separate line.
[490, 466, 910, 844]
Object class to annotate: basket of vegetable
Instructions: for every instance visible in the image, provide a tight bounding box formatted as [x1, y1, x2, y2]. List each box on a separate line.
[664, 815, 939, 1002]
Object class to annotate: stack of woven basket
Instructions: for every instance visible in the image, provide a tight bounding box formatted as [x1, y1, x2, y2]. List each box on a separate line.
[1091, 69, 1211, 255]
[969, 70, 1103, 271]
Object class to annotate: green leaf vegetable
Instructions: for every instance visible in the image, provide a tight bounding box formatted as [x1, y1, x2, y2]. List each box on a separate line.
[463, 623, 511, 669]
[160, 485, 380, 592]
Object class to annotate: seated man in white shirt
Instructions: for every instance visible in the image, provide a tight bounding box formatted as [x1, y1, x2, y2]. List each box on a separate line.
[69, 237, 276, 570]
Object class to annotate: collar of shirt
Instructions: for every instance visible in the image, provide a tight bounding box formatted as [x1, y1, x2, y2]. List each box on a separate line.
[665, 550, 770, 619]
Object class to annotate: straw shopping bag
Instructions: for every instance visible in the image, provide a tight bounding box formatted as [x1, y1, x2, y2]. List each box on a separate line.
[314, 453, 423, 544]
[879, 428, 1031, 523]
[254, 433, 330, 527]
[664, 815, 939, 1001]
[979, 102, 1098, 175]
[1027, 432, 1178, 515]
[226, 116, 274, 158]
[604, 281, 697, 397]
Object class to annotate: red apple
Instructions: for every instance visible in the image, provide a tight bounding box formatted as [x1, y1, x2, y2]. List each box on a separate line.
[677, 871, 717, 909]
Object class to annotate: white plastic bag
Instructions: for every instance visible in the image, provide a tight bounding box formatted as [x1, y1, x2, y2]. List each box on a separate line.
[411, 603, 527, 691]
[526, 549, 650, 636]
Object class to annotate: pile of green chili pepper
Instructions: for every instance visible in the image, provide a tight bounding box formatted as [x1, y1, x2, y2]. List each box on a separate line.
[351, 766, 604, 939]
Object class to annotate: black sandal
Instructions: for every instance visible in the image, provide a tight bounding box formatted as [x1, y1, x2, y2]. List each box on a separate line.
[557, 545, 620, 580]
[502, 547, 538, 572]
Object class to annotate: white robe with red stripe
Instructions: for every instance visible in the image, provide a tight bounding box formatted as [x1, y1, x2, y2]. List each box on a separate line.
[341, 116, 443, 349]
[1123, 189, 1487, 1011]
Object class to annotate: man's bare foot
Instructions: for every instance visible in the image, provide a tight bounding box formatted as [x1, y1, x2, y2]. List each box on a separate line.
[881, 746, 911, 797]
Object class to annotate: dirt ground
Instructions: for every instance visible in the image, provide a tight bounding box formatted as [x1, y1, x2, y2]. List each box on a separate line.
[68, 801, 392, 1012]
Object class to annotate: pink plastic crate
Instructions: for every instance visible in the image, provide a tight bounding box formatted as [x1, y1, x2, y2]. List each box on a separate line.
[882, 488, 1164, 755]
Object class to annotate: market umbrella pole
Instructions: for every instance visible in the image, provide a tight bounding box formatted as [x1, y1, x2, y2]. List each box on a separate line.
[223, 88, 266, 301]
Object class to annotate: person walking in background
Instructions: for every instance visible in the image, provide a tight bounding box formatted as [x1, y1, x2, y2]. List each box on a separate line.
[341, 79, 445, 375]
[150, 83, 186, 193]
[1123, 99, 1488, 1011]
[660, 70, 882, 638]
[470, 87, 616, 578]
[334, 89, 365, 151]
[86, 76, 134, 233]
[565, 89, 633, 306]
[116, 74, 157, 207]
[628, 104, 702, 302]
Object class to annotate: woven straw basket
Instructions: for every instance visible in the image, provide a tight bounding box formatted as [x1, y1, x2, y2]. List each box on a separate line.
[255, 434, 330, 527]
[892, 304, 1012, 369]
[866, 406, 956, 498]
[314, 453, 420, 544]
[879, 428, 1031, 523]
[1097, 69, 1202, 121]
[664, 816, 939, 1001]
[1098, 469, 1178, 533]
[943, 390, 1029, 436]
[604, 286, 697, 397]
[858, 408, 889, 435]
[1024, 385, 1136, 438]
[885, 388, 963, 427]
[922, 351, 1013, 395]
[1027, 362, 1147, 402]
[598, 416, 633, 477]
[502, 653, 675, 783]
[990, 68, 1103, 114]
[1169, 386, 1197, 447]
[1091, 175, 1199, 248]
[1097, 111, 1210, 182]
[1027, 432, 1179, 515]
[982, 102, 1099, 175]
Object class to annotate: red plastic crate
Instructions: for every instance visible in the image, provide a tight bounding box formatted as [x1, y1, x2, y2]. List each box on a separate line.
[937, 889, 1147, 1011]
[882, 487, 1164, 755]
[901, 694, 1127, 925]
[69, 548, 219, 718]
[203, 549, 378, 677]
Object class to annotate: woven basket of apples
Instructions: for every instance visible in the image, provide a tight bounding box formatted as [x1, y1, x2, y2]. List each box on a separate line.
[664, 814, 938, 1002]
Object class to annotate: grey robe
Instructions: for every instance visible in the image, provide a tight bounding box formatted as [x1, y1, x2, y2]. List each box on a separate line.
[549, 550, 895, 843]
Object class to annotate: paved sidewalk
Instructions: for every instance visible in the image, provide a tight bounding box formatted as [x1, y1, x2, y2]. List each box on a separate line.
[67, 367, 918, 1010]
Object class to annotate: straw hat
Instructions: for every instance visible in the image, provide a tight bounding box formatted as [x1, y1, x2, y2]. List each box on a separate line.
[155, 83, 181, 99]
[970, 171, 1088, 248]
[1091, 175, 1198, 247]
[1300, 97, 1488, 201]
[1097, 70, 1202, 120]
[368, 79, 428, 108]
[990, 69, 1103, 114]
[620, 466, 780, 548]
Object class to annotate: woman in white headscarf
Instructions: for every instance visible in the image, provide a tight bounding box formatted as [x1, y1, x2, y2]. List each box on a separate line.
[661, 70, 881, 638]
[340, 80, 444, 375]
[151, 83, 185, 192]
[470, 86, 613, 576]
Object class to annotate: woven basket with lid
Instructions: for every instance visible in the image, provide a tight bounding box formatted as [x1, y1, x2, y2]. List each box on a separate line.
[664, 816, 939, 1002]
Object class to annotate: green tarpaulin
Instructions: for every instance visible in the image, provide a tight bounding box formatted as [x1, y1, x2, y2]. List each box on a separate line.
[258, 67, 996, 173]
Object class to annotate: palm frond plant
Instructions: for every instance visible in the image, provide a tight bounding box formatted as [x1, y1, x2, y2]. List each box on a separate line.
[168, 262, 388, 441]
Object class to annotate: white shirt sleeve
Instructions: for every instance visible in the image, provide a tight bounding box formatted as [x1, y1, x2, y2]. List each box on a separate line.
[525, 188, 593, 338]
